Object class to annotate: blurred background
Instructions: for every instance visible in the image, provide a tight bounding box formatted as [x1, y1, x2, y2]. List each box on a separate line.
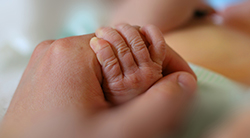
[0, 0, 245, 120]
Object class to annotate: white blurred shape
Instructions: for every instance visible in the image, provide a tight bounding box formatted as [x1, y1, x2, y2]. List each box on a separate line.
[10, 37, 31, 55]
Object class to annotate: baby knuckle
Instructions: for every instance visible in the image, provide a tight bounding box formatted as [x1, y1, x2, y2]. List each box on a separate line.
[131, 38, 146, 52]
[103, 56, 119, 69]
[102, 27, 119, 37]
[112, 35, 124, 46]
[103, 28, 125, 41]
[117, 45, 130, 56]
[109, 32, 123, 43]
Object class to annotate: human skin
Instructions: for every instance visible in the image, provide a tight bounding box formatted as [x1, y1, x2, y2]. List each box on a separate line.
[111, 0, 250, 85]
[164, 17, 250, 85]
[162, 2, 250, 136]
[164, 1, 250, 85]
[111, 0, 250, 137]
[164, 15, 250, 138]
[0, 32, 197, 138]
[90, 24, 169, 104]
[111, 0, 212, 33]
[219, 0, 250, 35]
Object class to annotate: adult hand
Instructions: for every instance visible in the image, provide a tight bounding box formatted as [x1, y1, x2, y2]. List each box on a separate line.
[0, 33, 196, 138]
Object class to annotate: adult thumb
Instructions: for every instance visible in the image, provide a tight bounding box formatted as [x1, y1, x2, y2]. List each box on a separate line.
[111, 72, 197, 138]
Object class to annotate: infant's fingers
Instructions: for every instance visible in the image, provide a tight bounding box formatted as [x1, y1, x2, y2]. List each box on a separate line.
[90, 37, 122, 81]
[140, 25, 166, 66]
[115, 23, 152, 66]
[96, 27, 138, 74]
[132, 25, 150, 47]
[141, 25, 196, 78]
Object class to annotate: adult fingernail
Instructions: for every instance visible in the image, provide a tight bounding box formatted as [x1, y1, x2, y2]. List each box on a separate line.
[178, 73, 197, 94]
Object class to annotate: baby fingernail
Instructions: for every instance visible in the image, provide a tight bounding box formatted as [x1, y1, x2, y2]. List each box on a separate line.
[90, 37, 102, 52]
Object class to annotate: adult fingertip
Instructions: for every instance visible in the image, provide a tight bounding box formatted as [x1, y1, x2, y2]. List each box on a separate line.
[178, 72, 197, 95]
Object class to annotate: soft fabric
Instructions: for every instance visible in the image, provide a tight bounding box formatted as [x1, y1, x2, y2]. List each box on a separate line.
[174, 63, 248, 138]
